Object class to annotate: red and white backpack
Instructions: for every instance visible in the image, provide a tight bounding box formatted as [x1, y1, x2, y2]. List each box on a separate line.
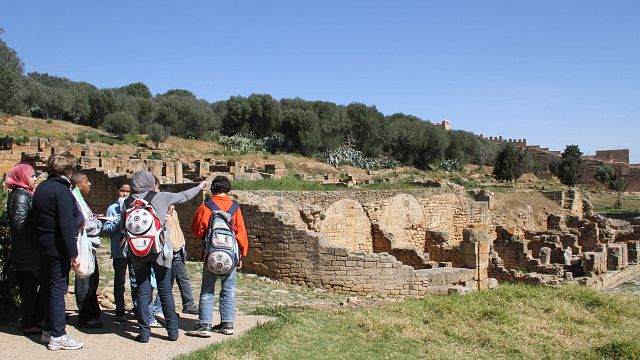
[123, 193, 164, 258]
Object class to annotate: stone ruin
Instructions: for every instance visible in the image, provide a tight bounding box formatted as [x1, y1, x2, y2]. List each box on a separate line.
[3, 134, 640, 297]
[0, 135, 425, 188]
[0, 136, 290, 184]
[488, 196, 640, 288]
[233, 188, 496, 296]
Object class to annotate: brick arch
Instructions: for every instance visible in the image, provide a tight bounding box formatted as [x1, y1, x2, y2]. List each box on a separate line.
[377, 194, 426, 250]
[320, 199, 372, 252]
[259, 196, 307, 229]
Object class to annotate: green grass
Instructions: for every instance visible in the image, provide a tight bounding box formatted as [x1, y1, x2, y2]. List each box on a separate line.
[232, 175, 432, 191]
[178, 284, 640, 360]
[589, 192, 640, 213]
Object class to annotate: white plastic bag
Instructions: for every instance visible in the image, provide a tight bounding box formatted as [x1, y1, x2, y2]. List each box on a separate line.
[75, 229, 95, 278]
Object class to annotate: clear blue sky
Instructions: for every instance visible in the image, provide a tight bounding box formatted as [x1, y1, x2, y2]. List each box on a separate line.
[2, 1, 639, 161]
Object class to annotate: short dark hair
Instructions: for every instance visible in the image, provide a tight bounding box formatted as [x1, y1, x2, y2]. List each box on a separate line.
[70, 171, 87, 188]
[211, 175, 231, 194]
[115, 177, 130, 189]
[46, 151, 76, 178]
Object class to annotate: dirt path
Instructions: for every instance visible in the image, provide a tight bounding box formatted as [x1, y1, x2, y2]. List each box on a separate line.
[0, 253, 367, 360]
[0, 311, 272, 360]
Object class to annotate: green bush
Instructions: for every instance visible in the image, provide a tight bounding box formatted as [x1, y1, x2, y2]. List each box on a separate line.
[102, 111, 137, 138]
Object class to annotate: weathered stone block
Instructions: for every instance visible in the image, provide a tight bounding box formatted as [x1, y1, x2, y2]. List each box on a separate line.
[582, 251, 607, 275]
[607, 243, 628, 271]
[538, 247, 551, 266]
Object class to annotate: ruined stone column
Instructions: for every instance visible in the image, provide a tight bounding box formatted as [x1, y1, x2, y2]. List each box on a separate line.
[175, 160, 183, 183]
[459, 225, 491, 290]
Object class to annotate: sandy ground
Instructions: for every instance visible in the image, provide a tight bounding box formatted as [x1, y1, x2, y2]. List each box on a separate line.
[0, 310, 273, 360]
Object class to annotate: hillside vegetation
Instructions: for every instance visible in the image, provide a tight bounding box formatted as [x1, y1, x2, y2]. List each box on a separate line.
[1, 32, 499, 171]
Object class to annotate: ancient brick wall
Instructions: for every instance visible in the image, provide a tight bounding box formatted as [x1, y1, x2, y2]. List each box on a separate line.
[365, 194, 426, 250]
[83, 169, 129, 215]
[594, 149, 629, 164]
[0, 152, 22, 174]
[319, 199, 373, 252]
[241, 203, 480, 296]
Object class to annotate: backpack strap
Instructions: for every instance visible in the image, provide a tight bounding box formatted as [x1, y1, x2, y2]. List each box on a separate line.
[227, 202, 240, 216]
[143, 191, 157, 203]
[204, 199, 239, 226]
[124, 192, 157, 210]
[204, 199, 220, 212]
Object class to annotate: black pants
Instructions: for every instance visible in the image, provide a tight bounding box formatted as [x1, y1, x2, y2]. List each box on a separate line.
[75, 250, 101, 323]
[48, 257, 70, 337]
[16, 267, 49, 329]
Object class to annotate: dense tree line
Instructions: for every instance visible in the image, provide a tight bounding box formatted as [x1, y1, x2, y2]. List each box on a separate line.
[0, 31, 498, 169]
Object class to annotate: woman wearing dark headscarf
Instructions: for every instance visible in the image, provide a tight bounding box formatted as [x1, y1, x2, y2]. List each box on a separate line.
[123, 170, 206, 343]
[6, 163, 47, 336]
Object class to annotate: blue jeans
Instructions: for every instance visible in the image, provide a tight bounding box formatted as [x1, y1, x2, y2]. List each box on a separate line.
[172, 250, 195, 309]
[133, 262, 178, 340]
[198, 265, 237, 325]
[47, 257, 71, 337]
[113, 258, 137, 316]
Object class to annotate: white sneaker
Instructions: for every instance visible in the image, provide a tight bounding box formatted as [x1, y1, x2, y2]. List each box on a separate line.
[40, 330, 51, 344]
[149, 320, 163, 328]
[47, 334, 84, 351]
[154, 312, 166, 326]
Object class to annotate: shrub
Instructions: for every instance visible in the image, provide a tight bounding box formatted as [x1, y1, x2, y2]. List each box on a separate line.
[148, 123, 170, 149]
[102, 111, 137, 138]
[558, 145, 583, 186]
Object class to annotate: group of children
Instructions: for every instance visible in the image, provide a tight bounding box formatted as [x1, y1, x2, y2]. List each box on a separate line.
[5, 151, 248, 350]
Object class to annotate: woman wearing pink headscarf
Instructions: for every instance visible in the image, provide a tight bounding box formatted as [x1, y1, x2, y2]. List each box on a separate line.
[6, 163, 48, 336]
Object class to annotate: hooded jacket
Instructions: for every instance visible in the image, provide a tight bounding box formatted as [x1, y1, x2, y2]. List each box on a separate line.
[124, 170, 202, 268]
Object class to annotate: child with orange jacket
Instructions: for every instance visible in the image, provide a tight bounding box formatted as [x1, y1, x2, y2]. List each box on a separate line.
[188, 176, 248, 337]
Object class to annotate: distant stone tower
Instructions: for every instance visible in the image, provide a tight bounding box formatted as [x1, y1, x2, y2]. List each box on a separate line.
[440, 119, 451, 131]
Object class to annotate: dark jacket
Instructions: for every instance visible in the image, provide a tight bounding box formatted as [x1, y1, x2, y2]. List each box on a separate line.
[7, 187, 43, 271]
[32, 176, 80, 259]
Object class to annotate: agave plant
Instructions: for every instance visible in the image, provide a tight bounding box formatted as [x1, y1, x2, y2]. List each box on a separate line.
[318, 145, 398, 170]
[218, 133, 267, 153]
[439, 159, 461, 172]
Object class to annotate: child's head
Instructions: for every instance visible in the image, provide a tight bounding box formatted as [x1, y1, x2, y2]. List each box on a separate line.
[71, 171, 91, 196]
[211, 175, 231, 195]
[116, 178, 131, 198]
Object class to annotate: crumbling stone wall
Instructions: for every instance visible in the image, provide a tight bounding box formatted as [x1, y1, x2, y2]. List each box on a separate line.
[319, 199, 373, 252]
[241, 201, 484, 296]
[83, 169, 130, 215]
[365, 194, 426, 250]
